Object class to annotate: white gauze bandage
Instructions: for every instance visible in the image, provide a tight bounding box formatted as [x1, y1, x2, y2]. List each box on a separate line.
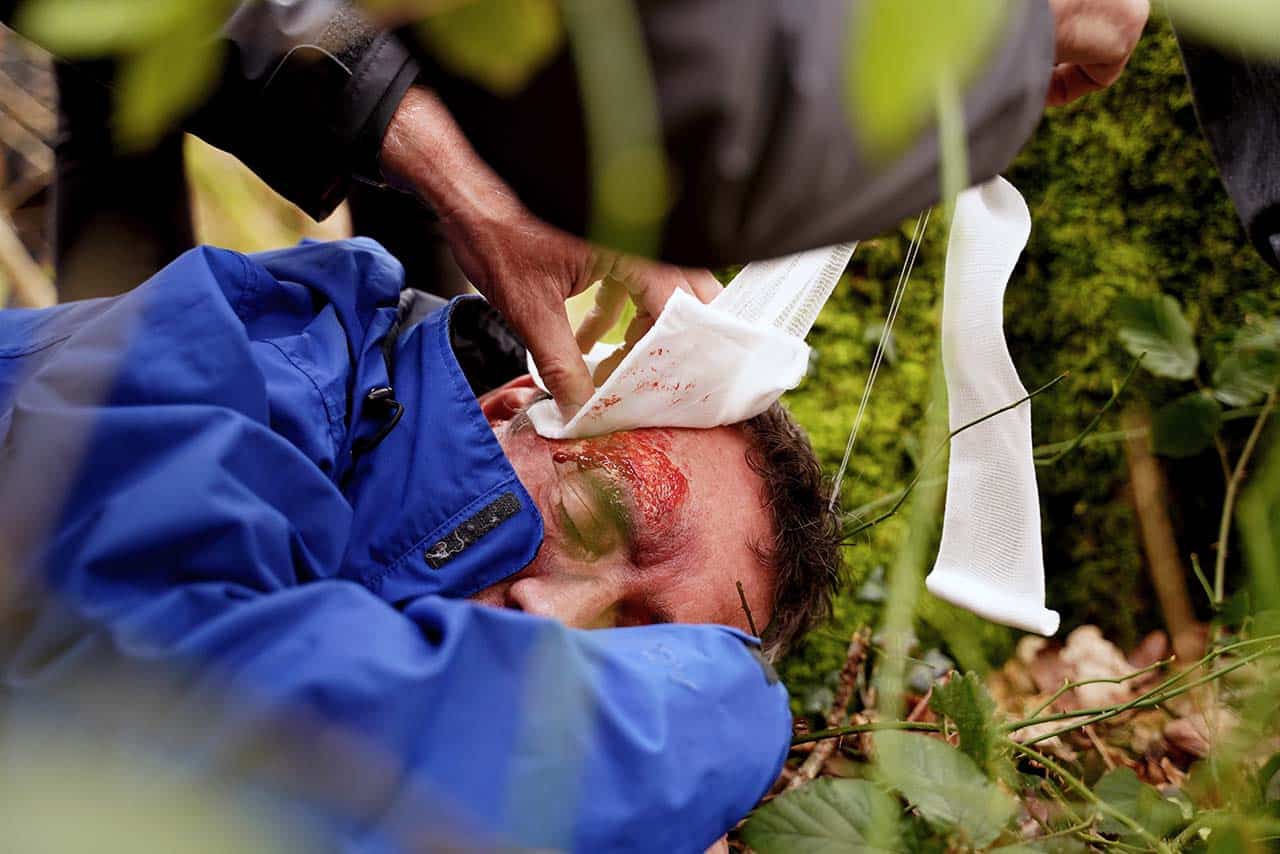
[526, 243, 856, 439]
[925, 176, 1060, 636]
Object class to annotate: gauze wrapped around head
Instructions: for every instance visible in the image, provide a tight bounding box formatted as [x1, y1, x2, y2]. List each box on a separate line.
[526, 244, 856, 439]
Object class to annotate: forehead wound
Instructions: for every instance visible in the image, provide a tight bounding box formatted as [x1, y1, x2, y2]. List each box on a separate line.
[550, 430, 688, 530]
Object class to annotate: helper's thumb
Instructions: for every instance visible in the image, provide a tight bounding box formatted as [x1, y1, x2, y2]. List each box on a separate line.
[522, 305, 596, 415]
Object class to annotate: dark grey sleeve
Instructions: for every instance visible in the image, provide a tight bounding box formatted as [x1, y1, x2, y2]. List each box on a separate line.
[1176, 35, 1280, 273]
[187, 0, 419, 219]
[413, 0, 1054, 265]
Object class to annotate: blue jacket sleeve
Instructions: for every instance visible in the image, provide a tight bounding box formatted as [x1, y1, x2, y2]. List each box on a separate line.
[0, 260, 790, 852]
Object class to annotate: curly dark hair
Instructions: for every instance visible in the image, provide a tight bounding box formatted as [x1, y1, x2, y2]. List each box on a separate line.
[738, 403, 843, 660]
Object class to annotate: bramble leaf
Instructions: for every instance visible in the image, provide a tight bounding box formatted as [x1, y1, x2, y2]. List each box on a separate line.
[1115, 294, 1199, 381]
[1093, 767, 1185, 841]
[1151, 393, 1222, 458]
[875, 731, 1016, 847]
[14, 0, 200, 56]
[116, 16, 225, 151]
[740, 778, 902, 854]
[845, 0, 1010, 159]
[416, 0, 562, 96]
[1213, 320, 1280, 407]
[929, 672, 1001, 775]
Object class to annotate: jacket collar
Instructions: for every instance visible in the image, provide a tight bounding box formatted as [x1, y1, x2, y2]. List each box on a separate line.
[339, 295, 543, 602]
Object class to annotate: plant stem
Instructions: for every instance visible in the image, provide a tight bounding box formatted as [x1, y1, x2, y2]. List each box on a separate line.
[843, 373, 1068, 540]
[735, 579, 759, 637]
[1023, 657, 1172, 722]
[790, 719, 940, 747]
[1189, 553, 1216, 609]
[1036, 355, 1143, 467]
[1213, 387, 1278, 604]
[1004, 635, 1280, 737]
[1009, 741, 1173, 853]
[1016, 646, 1275, 745]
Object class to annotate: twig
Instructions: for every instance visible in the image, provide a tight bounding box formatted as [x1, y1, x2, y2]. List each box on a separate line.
[735, 580, 759, 638]
[1009, 741, 1173, 853]
[1035, 354, 1143, 466]
[1015, 645, 1277, 745]
[0, 209, 54, 307]
[1124, 406, 1200, 662]
[1033, 427, 1148, 458]
[843, 373, 1068, 541]
[786, 628, 871, 790]
[845, 476, 946, 524]
[1082, 724, 1115, 769]
[1023, 656, 1172, 722]
[790, 719, 940, 747]
[1005, 634, 1280, 737]
[1213, 387, 1278, 604]
[1189, 553, 1216, 610]
[0, 67, 56, 139]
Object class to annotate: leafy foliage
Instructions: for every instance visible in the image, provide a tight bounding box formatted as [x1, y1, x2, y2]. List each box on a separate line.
[874, 731, 1017, 847]
[928, 671, 1003, 775]
[16, 0, 232, 149]
[783, 23, 1280, 695]
[1213, 321, 1280, 407]
[1115, 294, 1200, 381]
[740, 778, 902, 854]
[1151, 392, 1223, 457]
[1092, 767, 1186, 842]
[415, 0, 562, 96]
[845, 0, 1010, 159]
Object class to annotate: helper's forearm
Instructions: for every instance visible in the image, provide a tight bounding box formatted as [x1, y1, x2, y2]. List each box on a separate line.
[379, 85, 525, 228]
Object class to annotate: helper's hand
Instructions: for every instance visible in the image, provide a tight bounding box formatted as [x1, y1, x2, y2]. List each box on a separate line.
[380, 86, 715, 413]
[575, 261, 721, 386]
[1047, 0, 1150, 106]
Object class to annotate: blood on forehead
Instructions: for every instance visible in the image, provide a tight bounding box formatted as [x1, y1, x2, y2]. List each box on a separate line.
[550, 429, 689, 531]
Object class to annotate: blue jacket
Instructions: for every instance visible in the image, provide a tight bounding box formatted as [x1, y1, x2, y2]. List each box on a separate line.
[0, 239, 790, 852]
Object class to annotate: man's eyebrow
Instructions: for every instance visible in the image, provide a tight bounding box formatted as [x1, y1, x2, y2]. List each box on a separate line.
[648, 607, 676, 625]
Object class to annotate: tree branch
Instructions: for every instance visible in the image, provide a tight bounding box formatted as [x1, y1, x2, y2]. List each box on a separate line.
[1214, 387, 1278, 604]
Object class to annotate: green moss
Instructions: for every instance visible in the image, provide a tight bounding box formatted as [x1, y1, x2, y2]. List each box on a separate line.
[779, 21, 1280, 701]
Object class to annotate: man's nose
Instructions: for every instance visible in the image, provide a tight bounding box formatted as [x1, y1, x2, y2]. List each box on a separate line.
[506, 572, 623, 629]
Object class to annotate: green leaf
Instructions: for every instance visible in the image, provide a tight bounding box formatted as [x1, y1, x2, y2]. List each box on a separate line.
[928, 672, 1001, 775]
[115, 20, 225, 151]
[1214, 349, 1280, 407]
[875, 731, 1017, 847]
[1165, 0, 1280, 61]
[1151, 393, 1222, 458]
[1241, 439, 1280, 611]
[1093, 768, 1185, 841]
[417, 0, 562, 96]
[1115, 294, 1199, 380]
[1213, 320, 1280, 407]
[14, 0, 200, 56]
[740, 778, 902, 854]
[845, 0, 1011, 159]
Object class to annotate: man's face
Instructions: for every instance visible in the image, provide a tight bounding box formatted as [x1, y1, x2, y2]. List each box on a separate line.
[473, 376, 775, 633]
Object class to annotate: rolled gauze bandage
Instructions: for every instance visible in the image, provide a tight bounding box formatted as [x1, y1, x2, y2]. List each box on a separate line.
[526, 243, 856, 439]
[926, 176, 1060, 636]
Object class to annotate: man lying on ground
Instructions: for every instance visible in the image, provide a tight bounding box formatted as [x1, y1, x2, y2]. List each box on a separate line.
[0, 237, 841, 852]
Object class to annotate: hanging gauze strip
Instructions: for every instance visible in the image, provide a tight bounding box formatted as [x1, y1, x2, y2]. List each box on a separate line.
[526, 243, 856, 439]
[926, 176, 1060, 636]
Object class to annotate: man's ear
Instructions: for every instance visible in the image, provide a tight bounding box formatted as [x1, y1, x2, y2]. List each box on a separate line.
[477, 374, 543, 423]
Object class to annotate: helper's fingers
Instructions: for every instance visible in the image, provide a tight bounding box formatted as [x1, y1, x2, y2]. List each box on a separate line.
[592, 305, 655, 386]
[683, 268, 723, 304]
[574, 278, 628, 353]
[1046, 62, 1106, 106]
[607, 256, 694, 321]
[518, 300, 596, 413]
